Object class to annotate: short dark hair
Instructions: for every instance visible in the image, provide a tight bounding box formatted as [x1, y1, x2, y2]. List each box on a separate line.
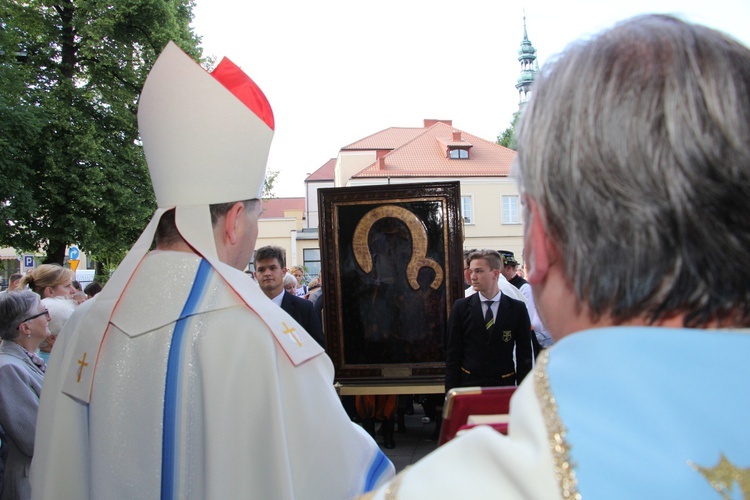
[155, 200, 260, 247]
[154, 209, 179, 247]
[463, 248, 477, 265]
[253, 245, 286, 268]
[84, 281, 103, 297]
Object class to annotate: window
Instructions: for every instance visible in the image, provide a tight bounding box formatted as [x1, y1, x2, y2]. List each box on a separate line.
[461, 196, 473, 224]
[449, 148, 469, 159]
[502, 196, 520, 224]
[303, 248, 322, 279]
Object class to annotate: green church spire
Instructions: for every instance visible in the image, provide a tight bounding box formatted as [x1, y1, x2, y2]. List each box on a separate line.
[515, 14, 538, 108]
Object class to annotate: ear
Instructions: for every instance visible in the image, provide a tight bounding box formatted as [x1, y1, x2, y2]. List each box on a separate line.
[524, 199, 557, 286]
[222, 202, 246, 246]
[44, 286, 54, 297]
[18, 320, 31, 336]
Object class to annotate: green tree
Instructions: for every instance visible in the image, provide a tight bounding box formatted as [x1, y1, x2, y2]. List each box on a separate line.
[0, 0, 201, 267]
[497, 111, 520, 150]
[262, 169, 279, 200]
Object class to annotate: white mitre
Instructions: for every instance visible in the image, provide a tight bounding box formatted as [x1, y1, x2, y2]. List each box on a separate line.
[139, 41, 273, 206]
[62, 43, 320, 404]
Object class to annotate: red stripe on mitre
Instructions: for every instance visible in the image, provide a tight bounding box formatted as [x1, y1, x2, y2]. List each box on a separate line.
[211, 57, 275, 131]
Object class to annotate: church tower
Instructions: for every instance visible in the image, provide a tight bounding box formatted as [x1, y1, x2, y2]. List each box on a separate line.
[515, 15, 538, 108]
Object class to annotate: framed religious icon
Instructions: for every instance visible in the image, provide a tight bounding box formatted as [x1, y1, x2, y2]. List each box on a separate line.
[318, 181, 464, 385]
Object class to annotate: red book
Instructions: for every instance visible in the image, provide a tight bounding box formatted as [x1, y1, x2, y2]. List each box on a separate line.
[438, 386, 517, 445]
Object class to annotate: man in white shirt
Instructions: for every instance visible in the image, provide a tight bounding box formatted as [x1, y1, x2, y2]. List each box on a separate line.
[500, 250, 552, 348]
[446, 249, 533, 392]
[254, 245, 324, 347]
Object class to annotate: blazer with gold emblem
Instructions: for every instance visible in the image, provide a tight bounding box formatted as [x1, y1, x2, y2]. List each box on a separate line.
[445, 292, 533, 392]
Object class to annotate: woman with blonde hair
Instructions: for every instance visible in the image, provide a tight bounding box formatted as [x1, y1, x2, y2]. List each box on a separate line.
[19, 264, 76, 359]
[19, 264, 75, 300]
[289, 265, 307, 297]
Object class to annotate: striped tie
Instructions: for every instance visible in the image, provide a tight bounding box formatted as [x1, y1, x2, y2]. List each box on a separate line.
[484, 301, 495, 330]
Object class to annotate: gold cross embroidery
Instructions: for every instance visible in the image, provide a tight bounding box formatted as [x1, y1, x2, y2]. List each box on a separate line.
[282, 322, 302, 347]
[76, 352, 89, 382]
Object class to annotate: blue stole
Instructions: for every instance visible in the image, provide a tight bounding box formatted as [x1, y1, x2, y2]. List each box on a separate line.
[546, 327, 750, 499]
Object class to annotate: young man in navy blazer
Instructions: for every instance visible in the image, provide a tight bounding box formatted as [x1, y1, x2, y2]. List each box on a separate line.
[254, 246, 325, 348]
[445, 249, 533, 392]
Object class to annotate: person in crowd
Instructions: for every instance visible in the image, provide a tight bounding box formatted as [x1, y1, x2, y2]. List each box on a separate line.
[71, 280, 82, 293]
[465, 250, 540, 360]
[31, 42, 392, 499]
[83, 281, 102, 299]
[368, 15, 750, 498]
[289, 265, 308, 297]
[356, 394, 397, 450]
[39, 294, 77, 364]
[0, 272, 23, 491]
[254, 246, 325, 348]
[1, 274, 23, 294]
[283, 272, 298, 296]
[461, 249, 475, 290]
[0, 290, 49, 499]
[19, 265, 75, 301]
[446, 249, 533, 393]
[500, 250, 552, 348]
[304, 277, 319, 300]
[306, 277, 324, 323]
[72, 291, 87, 305]
[19, 264, 76, 359]
[464, 250, 527, 305]
[464, 250, 539, 362]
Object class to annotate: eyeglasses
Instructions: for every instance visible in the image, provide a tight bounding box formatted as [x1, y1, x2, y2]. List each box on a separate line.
[21, 309, 50, 323]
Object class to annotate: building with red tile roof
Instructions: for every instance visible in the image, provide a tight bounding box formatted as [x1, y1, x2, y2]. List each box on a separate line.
[259, 119, 526, 276]
[260, 197, 305, 219]
[259, 13, 541, 277]
[344, 120, 515, 180]
[303, 159, 335, 229]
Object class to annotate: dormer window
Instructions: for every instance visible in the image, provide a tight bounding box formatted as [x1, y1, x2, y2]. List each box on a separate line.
[439, 130, 473, 159]
[449, 148, 469, 159]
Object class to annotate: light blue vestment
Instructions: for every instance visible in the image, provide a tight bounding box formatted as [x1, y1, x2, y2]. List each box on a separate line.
[548, 327, 750, 499]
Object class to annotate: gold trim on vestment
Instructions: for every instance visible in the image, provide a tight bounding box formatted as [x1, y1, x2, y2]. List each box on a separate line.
[534, 350, 581, 499]
[383, 465, 409, 500]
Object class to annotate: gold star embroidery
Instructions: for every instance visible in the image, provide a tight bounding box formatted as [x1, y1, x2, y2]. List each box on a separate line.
[690, 454, 750, 499]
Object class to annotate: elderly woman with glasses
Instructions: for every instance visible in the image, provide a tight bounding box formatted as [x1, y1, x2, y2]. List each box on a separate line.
[0, 290, 50, 500]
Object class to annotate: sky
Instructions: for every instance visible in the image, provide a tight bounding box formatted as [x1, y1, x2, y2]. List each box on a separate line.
[190, 0, 750, 198]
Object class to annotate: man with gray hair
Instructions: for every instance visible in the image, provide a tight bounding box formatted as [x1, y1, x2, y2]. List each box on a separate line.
[368, 15, 750, 498]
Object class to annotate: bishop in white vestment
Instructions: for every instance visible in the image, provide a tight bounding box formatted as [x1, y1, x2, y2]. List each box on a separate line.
[31, 42, 393, 500]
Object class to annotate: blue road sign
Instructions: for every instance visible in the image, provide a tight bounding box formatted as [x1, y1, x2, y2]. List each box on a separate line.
[68, 246, 80, 261]
[23, 255, 35, 268]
